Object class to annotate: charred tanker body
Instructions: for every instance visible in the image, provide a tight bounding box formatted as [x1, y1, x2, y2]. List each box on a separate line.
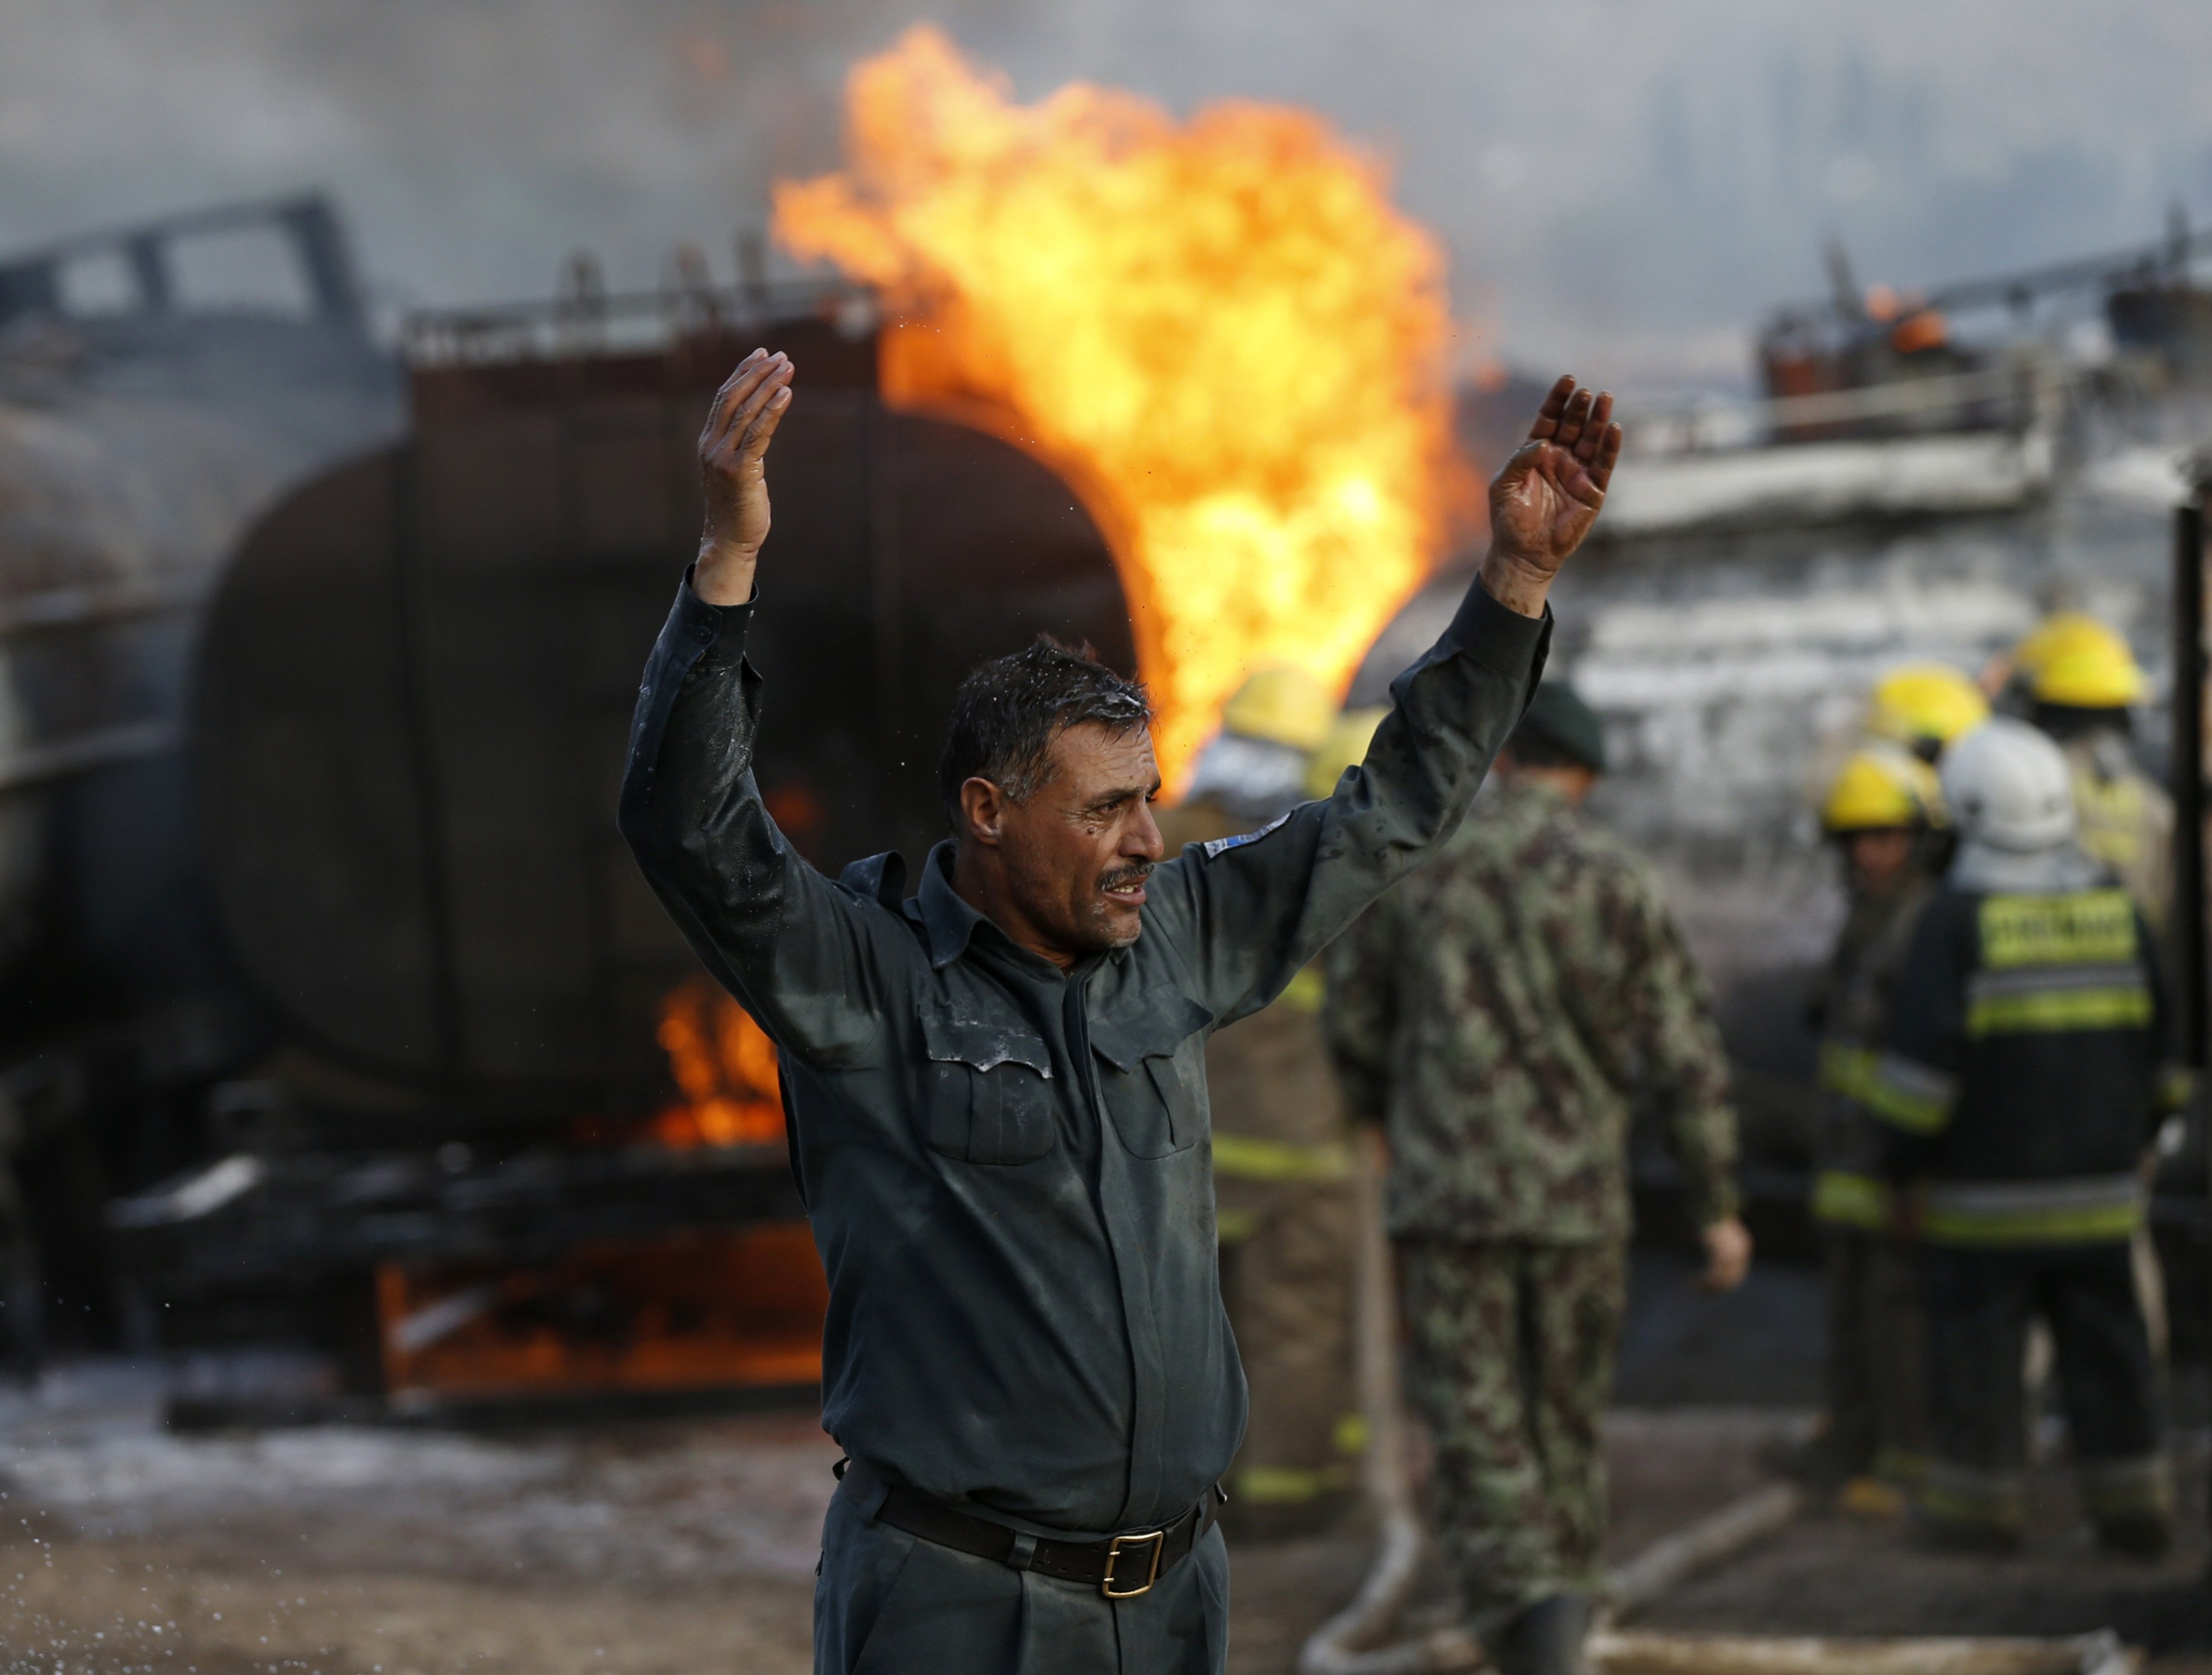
[0, 198, 399, 1356]
[110, 283, 1135, 1410]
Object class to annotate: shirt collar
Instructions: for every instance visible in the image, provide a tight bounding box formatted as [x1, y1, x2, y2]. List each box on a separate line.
[909, 841, 985, 969]
[909, 841, 1100, 980]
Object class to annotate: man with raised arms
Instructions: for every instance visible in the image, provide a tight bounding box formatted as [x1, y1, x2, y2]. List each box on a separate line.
[619, 350, 1620, 1674]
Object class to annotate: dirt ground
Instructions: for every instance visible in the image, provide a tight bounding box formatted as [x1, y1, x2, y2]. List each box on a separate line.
[5, 1365, 2212, 1674]
[1639, 1444, 2212, 1671]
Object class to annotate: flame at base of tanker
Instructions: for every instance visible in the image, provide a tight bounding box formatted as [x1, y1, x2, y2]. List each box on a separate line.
[653, 977, 783, 1148]
[375, 1228, 825, 1403]
[775, 25, 1468, 785]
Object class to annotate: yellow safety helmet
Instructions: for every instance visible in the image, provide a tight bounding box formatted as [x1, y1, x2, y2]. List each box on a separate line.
[2011, 611, 2113, 681]
[1864, 665, 1988, 757]
[1303, 707, 1390, 801]
[1821, 748, 1945, 834]
[1220, 667, 1335, 752]
[2031, 638, 2146, 709]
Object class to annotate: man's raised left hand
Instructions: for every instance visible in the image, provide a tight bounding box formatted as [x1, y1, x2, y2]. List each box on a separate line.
[1480, 374, 1621, 618]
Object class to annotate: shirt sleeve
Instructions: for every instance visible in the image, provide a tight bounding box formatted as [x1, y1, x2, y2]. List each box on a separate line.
[618, 573, 903, 1071]
[1869, 893, 1967, 1175]
[1323, 901, 1399, 1127]
[1612, 860, 1740, 1229]
[1144, 578, 1548, 1027]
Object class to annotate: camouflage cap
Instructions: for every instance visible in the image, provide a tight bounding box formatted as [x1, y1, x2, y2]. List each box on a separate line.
[1509, 678, 1608, 774]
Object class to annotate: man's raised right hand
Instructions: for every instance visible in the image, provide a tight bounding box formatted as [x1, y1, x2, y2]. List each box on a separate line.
[695, 348, 796, 606]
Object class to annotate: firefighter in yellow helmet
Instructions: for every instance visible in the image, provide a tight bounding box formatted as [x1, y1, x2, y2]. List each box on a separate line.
[2019, 616, 2209, 1471]
[1156, 670, 1360, 1535]
[1179, 666, 1337, 822]
[1865, 665, 1989, 762]
[1305, 708, 1390, 801]
[1865, 719, 2180, 1554]
[2016, 616, 2172, 936]
[2008, 611, 2115, 691]
[1802, 745, 1947, 1510]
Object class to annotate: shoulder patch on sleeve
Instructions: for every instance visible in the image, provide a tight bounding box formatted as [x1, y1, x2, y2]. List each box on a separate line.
[1201, 809, 1294, 860]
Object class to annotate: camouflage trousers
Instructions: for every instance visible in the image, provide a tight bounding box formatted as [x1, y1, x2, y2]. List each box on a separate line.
[1398, 1239, 1626, 1618]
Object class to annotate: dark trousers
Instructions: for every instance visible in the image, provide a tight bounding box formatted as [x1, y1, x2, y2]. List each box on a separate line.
[1823, 1227, 1929, 1482]
[1921, 1241, 2168, 1537]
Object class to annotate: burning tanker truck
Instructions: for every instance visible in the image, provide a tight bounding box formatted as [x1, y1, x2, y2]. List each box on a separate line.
[100, 277, 1820, 1419]
[103, 30, 1510, 1416]
[100, 277, 1139, 1414]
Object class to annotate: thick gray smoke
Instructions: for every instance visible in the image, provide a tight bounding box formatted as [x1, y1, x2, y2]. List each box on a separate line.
[3, 0, 2209, 380]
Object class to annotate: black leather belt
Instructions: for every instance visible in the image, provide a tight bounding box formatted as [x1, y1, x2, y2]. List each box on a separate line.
[836, 1458, 1223, 1599]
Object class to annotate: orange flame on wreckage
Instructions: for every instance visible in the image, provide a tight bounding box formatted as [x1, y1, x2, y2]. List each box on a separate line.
[774, 27, 1466, 786]
[653, 978, 784, 1148]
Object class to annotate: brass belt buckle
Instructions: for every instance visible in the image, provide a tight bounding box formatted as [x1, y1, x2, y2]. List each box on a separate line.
[1100, 1528, 1166, 1599]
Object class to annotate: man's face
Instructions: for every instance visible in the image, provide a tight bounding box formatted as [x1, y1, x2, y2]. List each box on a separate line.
[1844, 827, 1916, 896]
[992, 722, 1165, 959]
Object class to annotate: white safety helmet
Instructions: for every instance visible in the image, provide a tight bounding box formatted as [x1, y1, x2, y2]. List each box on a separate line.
[1938, 717, 2075, 853]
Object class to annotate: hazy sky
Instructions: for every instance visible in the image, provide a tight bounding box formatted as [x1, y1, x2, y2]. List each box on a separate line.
[3, 0, 2208, 382]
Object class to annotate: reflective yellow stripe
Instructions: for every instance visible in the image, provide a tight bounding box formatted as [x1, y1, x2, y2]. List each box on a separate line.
[1923, 1176, 2143, 1247]
[1921, 1467, 2026, 1532]
[2160, 1064, 2198, 1113]
[1964, 985, 2151, 1037]
[1215, 1207, 1261, 1244]
[1817, 1042, 1876, 1100]
[1232, 1461, 1352, 1503]
[1873, 1448, 1928, 1489]
[1810, 1169, 1892, 1230]
[1277, 964, 1326, 1014]
[1211, 1132, 1354, 1183]
[1924, 1202, 2142, 1245]
[2075, 781, 2148, 872]
[1979, 889, 2137, 968]
[2079, 1454, 2172, 1520]
[1863, 1054, 1955, 1135]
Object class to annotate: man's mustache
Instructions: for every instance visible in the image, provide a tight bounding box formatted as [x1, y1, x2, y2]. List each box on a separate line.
[1098, 860, 1155, 894]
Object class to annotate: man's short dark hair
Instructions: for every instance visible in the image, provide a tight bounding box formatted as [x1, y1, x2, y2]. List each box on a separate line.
[939, 636, 1152, 831]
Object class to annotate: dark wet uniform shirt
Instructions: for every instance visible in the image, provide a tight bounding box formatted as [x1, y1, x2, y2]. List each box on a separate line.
[619, 573, 1546, 1538]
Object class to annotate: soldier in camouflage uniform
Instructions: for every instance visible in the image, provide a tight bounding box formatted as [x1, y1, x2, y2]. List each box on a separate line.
[1326, 680, 1747, 1675]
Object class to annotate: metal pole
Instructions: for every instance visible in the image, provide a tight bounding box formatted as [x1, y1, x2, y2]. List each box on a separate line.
[2172, 490, 2208, 1069]
[2179, 480, 2212, 1550]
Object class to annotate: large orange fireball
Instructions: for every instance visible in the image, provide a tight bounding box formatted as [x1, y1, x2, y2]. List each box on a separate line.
[774, 27, 1463, 784]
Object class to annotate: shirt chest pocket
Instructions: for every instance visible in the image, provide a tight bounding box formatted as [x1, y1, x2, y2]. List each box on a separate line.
[1090, 994, 1214, 1160]
[920, 1013, 1058, 1166]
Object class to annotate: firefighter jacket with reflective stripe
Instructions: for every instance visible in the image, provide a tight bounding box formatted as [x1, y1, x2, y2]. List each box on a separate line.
[1806, 866, 1939, 1231]
[1866, 880, 2177, 1248]
[2062, 731, 2172, 939]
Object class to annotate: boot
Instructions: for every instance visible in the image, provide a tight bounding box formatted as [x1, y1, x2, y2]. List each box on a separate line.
[1491, 1593, 1592, 1675]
